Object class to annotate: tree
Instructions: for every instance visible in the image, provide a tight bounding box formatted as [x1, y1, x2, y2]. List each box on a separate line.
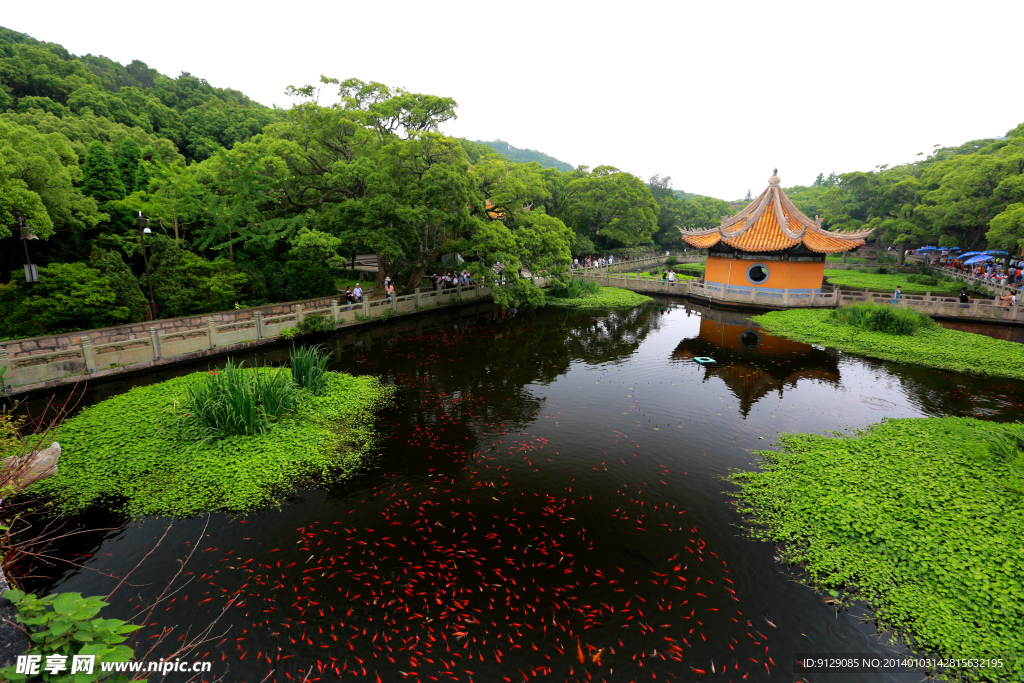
[145, 236, 249, 317]
[0, 263, 129, 337]
[988, 204, 1024, 254]
[560, 166, 657, 248]
[88, 248, 148, 322]
[0, 118, 101, 241]
[82, 140, 125, 203]
[116, 137, 141, 195]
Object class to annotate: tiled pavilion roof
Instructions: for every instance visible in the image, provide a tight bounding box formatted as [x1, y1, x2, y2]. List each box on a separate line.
[679, 174, 873, 254]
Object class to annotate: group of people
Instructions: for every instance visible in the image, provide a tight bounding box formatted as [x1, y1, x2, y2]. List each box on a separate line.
[343, 282, 364, 305]
[571, 255, 618, 269]
[946, 259, 1024, 287]
[432, 271, 474, 290]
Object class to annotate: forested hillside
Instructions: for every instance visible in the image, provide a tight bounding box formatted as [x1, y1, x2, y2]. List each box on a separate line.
[782, 134, 1024, 263]
[2, 25, 1021, 342]
[0, 28, 673, 341]
[475, 140, 574, 172]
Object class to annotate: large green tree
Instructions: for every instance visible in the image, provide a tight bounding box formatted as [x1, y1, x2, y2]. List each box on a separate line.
[559, 166, 657, 248]
[82, 140, 125, 203]
[115, 136, 141, 195]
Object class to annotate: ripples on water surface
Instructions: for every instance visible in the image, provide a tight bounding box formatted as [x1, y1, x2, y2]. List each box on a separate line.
[22, 298, 1024, 682]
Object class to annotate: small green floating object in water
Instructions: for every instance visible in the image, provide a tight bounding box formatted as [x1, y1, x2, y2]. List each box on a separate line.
[694, 356, 716, 365]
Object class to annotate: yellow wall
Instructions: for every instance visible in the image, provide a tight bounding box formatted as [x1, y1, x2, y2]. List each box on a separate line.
[705, 256, 824, 289]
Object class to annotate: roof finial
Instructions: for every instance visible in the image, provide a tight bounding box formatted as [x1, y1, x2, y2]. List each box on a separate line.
[773, 167, 777, 177]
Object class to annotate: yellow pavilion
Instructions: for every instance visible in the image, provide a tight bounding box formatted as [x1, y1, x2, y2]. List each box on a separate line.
[679, 172, 872, 298]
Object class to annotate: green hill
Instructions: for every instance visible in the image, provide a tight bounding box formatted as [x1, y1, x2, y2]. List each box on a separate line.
[475, 140, 573, 172]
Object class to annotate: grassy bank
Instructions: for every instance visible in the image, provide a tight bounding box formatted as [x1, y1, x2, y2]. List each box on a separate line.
[732, 417, 1024, 682]
[754, 308, 1024, 380]
[823, 269, 963, 296]
[542, 285, 652, 309]
[36, 368, 393, 517]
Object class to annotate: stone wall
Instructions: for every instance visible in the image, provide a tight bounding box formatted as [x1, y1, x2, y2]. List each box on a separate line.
[0, 293, 353, 360]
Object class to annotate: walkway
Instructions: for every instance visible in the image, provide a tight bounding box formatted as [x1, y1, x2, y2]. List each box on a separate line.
[573, 269, 1024, 324]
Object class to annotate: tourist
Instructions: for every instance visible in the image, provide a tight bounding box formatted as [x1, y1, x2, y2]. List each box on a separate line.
[344, 287, 354, 305]
[959, 288, 970, 308]
[891, 285, 902, 304]
[353, 283, 363, 303]
[385, 280, 395, 303]
[668, 270, 676, 284]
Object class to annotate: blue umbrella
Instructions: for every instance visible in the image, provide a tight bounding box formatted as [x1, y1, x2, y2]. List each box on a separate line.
[987, 250, 1009, 255]
[958, 251, 984, 259]
[917, 246, 938, 251]
[964, 255, 995, 265]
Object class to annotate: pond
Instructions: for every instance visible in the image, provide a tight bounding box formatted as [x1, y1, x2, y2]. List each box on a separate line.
[18, 298, 1024, 682]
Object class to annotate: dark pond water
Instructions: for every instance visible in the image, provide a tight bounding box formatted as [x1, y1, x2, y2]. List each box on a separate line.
[18, 298, 1024, 683]
[939, 318, 1024, 344]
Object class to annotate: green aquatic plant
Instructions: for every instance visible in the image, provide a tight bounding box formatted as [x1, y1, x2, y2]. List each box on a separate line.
[35, 369, 393, 516]
[985, 421, 1024, 495]
[290, 344, 330, 395]
[182, 359, 297, 441]
[732, 417, 1024, 682]
[541, 286, 652, 309]
[829, 302, 935, 335]
[548, 279, 601, 299]
[754, 308, 1024, 381]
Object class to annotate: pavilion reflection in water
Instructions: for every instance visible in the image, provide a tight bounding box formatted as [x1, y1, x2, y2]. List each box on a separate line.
[673, 307, 841, 416]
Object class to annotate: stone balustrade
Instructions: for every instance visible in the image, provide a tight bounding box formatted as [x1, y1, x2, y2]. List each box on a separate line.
[1, 284, 491, 395]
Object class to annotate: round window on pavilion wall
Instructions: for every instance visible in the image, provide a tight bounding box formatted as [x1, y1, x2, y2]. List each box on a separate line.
[746, 263, 770, 285]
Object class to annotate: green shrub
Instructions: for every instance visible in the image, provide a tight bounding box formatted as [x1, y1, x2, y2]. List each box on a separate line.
[1, 590, 142, 683]
[906, 274, 938, 286]
[300, 312, 335, 333]
[830, 302, 935, 335]
[290, 345, 330, 395]
[877, 253, 897, 264]
[665, 256, 679, 266]
[182, 360, 298, 442]
[0, 263, 130, 339]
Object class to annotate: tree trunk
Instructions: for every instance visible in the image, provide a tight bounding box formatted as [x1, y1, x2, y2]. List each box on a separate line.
[897, 246, 905, 266]
[375, 252, 390, 293]
[405, 264, 428, 294]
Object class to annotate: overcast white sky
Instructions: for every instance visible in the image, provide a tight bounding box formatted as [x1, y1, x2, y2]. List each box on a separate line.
[6, 1, 1023, 200]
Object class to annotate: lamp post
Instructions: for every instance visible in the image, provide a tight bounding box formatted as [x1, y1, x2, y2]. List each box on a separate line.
[137, 211, 157, 321]
[18, 216, 39, 283]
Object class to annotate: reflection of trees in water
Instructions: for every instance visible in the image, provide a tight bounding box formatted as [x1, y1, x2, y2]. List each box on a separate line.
[558, 305, 661, 365]
[877, 361, 1024, 421]
[326, 303, 662, 474]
